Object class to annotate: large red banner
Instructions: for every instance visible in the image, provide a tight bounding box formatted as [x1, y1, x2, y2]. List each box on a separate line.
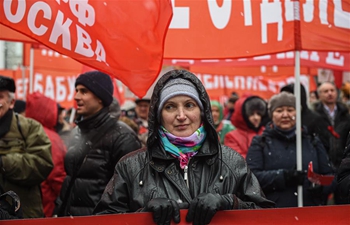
[0, 0, 173, 98]
[2, 206, 350, 225]
[164, 0, 350, 58]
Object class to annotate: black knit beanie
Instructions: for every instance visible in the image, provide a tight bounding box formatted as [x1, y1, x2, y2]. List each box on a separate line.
[75, 71, 113, 107]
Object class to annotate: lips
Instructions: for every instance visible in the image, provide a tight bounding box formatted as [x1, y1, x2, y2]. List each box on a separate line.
[175, 124, 188, 130]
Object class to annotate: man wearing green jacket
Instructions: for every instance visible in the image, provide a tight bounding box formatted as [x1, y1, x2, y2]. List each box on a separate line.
[0, 75, 53, 218]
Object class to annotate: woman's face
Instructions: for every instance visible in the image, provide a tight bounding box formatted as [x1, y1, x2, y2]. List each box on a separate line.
[161, 95, 202, 137]
[248, 112, 262, 128]
[272, 106, 296, 130]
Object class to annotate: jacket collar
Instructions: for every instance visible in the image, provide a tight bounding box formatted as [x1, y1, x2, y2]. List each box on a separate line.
[76, 107, 110, 132]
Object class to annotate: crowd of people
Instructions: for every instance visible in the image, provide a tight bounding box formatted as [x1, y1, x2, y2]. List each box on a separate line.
[0, 69, 349, 224]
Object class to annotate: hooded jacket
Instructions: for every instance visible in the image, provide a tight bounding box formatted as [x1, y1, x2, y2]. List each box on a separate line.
[0, 110, 53, 218]
[94, 70, 274, 215]
[26, 92, 67, 217]
[210, 100, 235, 144]
[246, 123, 334, 207]
[56, 106, 142, 216]
[224, 95, 268, 158]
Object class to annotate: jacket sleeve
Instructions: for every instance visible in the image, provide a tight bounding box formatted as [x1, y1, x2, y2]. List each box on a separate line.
[314, 136, 334, 175]
[93, 160, 131, 214]
[111, 132, 142, 167]
[1, 119, 53, 186]
[246, 136, 286, 193]
[336, 132, 350, 203]
[229, 148, 275, 209]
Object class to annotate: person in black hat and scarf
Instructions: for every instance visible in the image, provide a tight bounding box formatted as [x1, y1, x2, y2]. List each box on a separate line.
[55, 71, 141, 216]
[0, 75, 53, 218]
[94, 69, 274, 225]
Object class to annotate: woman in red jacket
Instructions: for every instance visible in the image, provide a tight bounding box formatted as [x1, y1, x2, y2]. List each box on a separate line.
[224, 95, 268, 158]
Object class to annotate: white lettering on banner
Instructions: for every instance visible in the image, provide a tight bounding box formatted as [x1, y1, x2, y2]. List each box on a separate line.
[207, 0, 232, 29]
[260, 0, 283, 44]
[334, 0, 350, 29]
[16, 78, 29, 99]
[3, 0, 106, 62]
[168, 0, 349, 45]
[56, 76, 67, 101]
[45, 75, 55, 99]
[67, 76, 76, 101]
[50, 11, 72, 50]
[28, 2, 51, 36]
[34, 73, 44, 93]
[196, 73, 309, 95]
[326, 52, 344, 66]
[3, 0, 25, 23]
[169, 0, 189, 28]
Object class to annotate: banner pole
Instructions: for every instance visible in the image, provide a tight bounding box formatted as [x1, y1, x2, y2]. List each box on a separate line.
[294, 50, 303, 207]
[29, 46, 34, 94]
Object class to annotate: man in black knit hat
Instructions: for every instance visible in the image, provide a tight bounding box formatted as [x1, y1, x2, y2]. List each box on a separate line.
[55, 71, 141, 216]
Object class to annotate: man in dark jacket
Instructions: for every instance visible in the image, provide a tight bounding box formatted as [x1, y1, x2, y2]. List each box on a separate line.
[55, 71, 141, 216]
[0, 75, 53, 218]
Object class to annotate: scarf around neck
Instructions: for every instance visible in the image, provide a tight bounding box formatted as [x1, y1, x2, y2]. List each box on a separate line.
[159, 125, 207, 168]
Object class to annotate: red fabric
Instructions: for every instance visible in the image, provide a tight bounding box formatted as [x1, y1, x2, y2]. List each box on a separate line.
[224, 95, 264, 158]
[26, 92, 67, 217]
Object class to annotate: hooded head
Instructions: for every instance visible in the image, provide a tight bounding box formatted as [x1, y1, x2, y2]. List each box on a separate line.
[147, 69, 219, 153]
[75, 71, 114, 107]
[210, 100, 223, 125]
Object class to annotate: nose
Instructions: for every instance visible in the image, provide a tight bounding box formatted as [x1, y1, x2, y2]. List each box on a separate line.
[176, 108, 187, 120]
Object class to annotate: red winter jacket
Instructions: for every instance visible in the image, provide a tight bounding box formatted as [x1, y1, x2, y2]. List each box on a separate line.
[224, 95, 265, 158]
[26, 92, 67, 217]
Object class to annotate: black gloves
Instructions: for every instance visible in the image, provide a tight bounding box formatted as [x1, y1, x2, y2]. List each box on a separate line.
[284, 170, 306, 187]
[142, 198, 181, 225]
[186, 193, 234, 225]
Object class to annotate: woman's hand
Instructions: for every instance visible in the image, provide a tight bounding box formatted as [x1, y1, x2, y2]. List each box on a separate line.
[186, 193, 234, 225]
[142, 198, 181, 225]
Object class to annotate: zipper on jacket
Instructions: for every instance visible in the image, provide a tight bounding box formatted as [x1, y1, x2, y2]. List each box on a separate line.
[184, 165, 189, 188]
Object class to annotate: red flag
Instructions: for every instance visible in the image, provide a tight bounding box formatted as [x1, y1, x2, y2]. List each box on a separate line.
[0, 0, 173, 98]
[307, 162, 334, 186]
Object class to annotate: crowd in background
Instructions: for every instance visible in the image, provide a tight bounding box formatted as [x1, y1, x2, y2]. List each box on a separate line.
[0, 71, 350, 222]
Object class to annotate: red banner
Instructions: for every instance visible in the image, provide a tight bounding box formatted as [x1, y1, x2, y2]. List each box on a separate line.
[164, 51, 350, 71]
[190, 66, 317, 102]
[2, 206, 350, 225]
[0, 0, 173, 98]
[164, 0, 350, 58]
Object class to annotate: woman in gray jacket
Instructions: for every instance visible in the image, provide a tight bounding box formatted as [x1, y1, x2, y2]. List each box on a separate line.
[94, 69, 274, 225]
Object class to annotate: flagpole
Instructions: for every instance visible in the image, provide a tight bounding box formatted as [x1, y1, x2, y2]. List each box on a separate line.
[294, 50, 303, 207]
[29, 45, 34, 94]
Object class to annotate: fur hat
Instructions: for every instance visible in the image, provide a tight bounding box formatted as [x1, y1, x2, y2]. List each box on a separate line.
[157, 78, 203, 117]
[268, 92, 296, 117]
[0, 75, 16, 92]
[244, 97, 266, 116]
[75, 71, 113, 107]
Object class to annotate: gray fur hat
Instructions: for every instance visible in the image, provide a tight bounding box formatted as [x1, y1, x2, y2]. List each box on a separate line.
[268, 92, 296, 117]
[245, 97, 267, 116]
[157, 78, 203, 116]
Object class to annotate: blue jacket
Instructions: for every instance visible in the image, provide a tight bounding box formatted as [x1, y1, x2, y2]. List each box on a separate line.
[247, 123, 333, 207]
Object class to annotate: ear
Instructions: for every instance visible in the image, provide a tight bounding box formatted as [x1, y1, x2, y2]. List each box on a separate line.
[9, 98, 15, 109]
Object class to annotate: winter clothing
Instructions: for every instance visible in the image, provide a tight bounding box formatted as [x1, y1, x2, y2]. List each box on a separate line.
[0, 75, 15, 92]
[0, 111, 53, 218]
[246, 123, 334, 207]
[158, 78, 203, 117]
[336, 131, 350, 203]
[56, 107, 141, 216]
[224, 95, 268, 158]
[314, 101, 350, 170]
[75, 71, 113, 107]
[268, 92, 295, 118]
[26, 92, 67, 217]
[13, 100, 26, 114]
[94, 70, 274, 218]
[210, 100, 235, 144]
[280, 83, 330, 149]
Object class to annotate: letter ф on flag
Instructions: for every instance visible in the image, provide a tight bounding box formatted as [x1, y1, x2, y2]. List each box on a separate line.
[0, 0, 173, 98]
